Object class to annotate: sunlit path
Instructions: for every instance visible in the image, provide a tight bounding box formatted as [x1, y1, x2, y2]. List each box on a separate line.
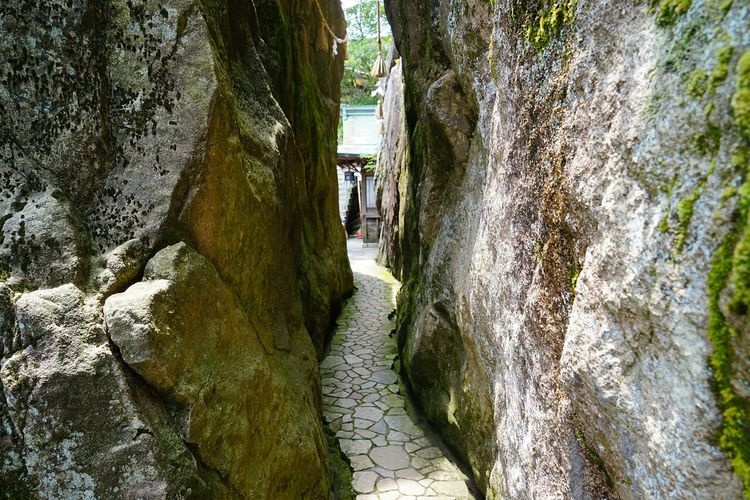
[321, 240, 475, 499]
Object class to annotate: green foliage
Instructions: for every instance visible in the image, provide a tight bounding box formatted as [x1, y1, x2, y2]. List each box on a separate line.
[345, 0, 381, 39]
[341, 0, 392, 105]
[362, 153, 377, 172]
[341, 36, 392, 105]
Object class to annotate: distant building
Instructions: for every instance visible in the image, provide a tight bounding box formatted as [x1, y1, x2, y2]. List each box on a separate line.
[337, 105, 381, 244]
[338, 105, 380, 156]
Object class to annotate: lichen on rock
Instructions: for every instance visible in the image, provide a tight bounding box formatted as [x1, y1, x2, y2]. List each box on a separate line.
[380, 0, 750, 497]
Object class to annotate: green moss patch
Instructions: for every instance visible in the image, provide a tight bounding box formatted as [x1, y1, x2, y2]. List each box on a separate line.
[324, 426, 354, 500]
[706, 0, 734, 16]
[707, 195, 750, 496]
[709, 46, 735, 92]
[692, 124, 723, 156]
[687, 69, 709, 98]
[706, 50, 750, 498]
[523, 0, 577, 51]
[654, 0, 692, 26]
[675, 186, 702, 251]
[667, 161, 714, 253]
[732, 52, 750, 139]
[574, 428, 614, 489]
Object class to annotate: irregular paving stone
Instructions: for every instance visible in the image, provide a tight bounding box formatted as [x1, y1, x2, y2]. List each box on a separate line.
[374, 466, 396, 478]
[416, 447, 443, 460]
[415, 437, 432, 447]
[355, 406, 385, 422]
[383, 415, 422, 436]
[398, 478, 426, 495]
[395, 467, 424, 480]
[373, 435, 388, 447]
[369, 420, 388, 435]
[387, 430, 411, 442]
[352, 471, 379, 494]
[354, 418, 374, 430]
[382, 393, 406, 408]
[339, 439, 371, 455]
[321, 355, 345, 369]
[372, 369, 398, 384]
[379, 492, 401, 500]
[431, 480, 471, 497]
[337, 398, 357, 408]
[356, 429, 378, 439]
[429, 470, 464, 481]
[364, 393, 381, 403]
[350, 455, 375, 471]
[377, 477, 399, 491]
[405, 442, 421, 453]
[320, 242, 475, 499]
[370, 445, 411, 470]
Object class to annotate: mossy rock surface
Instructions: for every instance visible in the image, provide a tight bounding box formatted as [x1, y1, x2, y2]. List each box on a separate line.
[0, 0, 351, 496]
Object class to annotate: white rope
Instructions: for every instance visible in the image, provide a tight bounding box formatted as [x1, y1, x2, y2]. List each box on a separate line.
[312, 0, 348, 56]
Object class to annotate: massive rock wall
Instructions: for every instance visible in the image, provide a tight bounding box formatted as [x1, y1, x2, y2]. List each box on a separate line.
[0, 0, 352, 497]
[381, 0, 750, 498]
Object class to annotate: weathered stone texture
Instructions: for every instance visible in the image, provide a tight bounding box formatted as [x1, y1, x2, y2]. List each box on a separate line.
[381, 0, 750, 498]
[1, 0, 351, 496]
[376, 59, 407, 278]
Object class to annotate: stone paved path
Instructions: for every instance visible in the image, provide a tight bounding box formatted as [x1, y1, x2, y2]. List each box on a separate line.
[321, 240, 475, 499]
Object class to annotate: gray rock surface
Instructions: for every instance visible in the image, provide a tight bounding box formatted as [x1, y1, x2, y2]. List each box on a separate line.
[377, 60, 407, 279]
[381, 0, 750, 498]
[0, 0, 352, 496]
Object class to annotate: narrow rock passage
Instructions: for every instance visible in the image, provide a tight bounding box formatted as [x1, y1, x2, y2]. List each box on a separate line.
[322, 240, 475, 499]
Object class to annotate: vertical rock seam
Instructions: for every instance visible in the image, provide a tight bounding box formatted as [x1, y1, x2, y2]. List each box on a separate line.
[0, 0, 352, 497]
[380, 0, 749, 498]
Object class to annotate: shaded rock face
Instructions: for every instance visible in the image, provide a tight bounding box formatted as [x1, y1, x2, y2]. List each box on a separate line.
[376, 60, 407, 278]
[382, 0, 749, 498]
[0, 0, 352, 496]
